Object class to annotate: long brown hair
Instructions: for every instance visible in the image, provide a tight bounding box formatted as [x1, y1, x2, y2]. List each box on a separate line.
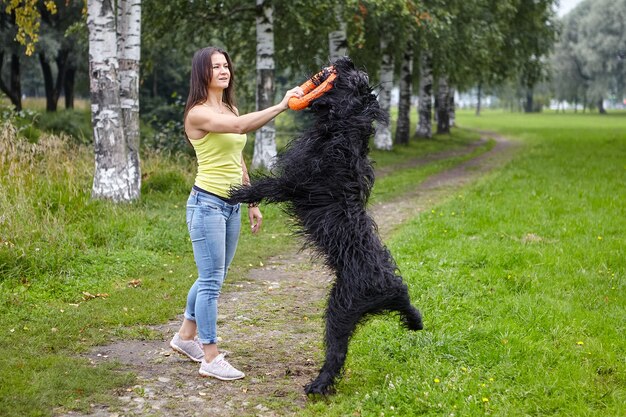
[183, 47, 237, 127]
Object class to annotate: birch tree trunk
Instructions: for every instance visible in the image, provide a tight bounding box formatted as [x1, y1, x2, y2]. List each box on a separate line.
[475, 83, 482, 116]
[415, 54, 432, 139]
[395, 46, 412, 145]
[374, 37, 393, 151]
[253, 0, 277, 170]
[448, 86, 456, 127]
[87, 0, 138, 202]
[328, 6, 347, 61]
[436, 76, 450, 134]
[117, 0, 142, 199]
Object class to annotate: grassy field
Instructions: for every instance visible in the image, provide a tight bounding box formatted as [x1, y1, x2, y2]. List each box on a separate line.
[301, 111, 625, 416]
[0, 115, 486, 416]
[1, 109, 623, 416]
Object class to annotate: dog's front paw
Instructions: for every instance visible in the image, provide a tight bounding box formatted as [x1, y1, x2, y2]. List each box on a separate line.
[228, 184, 254, 204]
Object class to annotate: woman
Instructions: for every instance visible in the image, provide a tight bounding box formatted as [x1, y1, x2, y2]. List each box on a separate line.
[169, 46, 303, 380]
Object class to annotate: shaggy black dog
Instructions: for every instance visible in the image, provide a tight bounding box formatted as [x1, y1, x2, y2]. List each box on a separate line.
[230, 57, 423, 395]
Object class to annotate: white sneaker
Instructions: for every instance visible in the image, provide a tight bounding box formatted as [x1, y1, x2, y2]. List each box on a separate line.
[170, 333, 204, 362]
[199, 353, 245, 380]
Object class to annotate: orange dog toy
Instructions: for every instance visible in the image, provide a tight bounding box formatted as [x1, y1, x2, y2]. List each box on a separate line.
[288, 66, 337, 111]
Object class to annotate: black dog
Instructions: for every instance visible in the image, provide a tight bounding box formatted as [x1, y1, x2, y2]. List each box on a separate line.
[230, 57, 423, 395]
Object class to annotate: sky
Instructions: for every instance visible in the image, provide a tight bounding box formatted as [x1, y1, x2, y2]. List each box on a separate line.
[557, 0, 584, 17]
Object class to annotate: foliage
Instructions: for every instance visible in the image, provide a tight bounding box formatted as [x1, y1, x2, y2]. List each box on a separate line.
[35, 108, 91, 144]
[3, 0, 57, 55]
[3, 0, 564, 128]
[140, 95, 188, 154]
[0, 103, 40, 140]
[0, 103, 91, 143]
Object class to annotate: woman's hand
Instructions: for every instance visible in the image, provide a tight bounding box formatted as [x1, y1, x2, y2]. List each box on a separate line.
[279, 86, 304, 110]
[248, 206, 263, 234]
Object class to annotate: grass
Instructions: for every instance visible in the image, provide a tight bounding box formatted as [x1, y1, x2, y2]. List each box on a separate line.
[300, 110, 626, 416]
[2, 108, 623, 416]
[0, 112, 487, 416]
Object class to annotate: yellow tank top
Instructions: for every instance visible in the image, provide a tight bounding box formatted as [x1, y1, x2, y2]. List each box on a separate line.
[190, 131, 247, 198]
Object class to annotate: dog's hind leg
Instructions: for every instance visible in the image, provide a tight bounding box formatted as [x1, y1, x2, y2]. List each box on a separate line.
[386, 284, 423, 331]
[305, 285, 361, 395]
[397, 296, 424, 331]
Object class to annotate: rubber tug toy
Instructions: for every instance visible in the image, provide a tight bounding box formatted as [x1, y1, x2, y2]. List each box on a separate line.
[288, 66, 337, 111]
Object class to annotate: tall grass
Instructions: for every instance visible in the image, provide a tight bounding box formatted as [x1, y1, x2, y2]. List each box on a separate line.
[301, 111, 626, 416]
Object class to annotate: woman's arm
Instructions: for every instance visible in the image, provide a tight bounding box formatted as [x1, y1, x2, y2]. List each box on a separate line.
[187, 86, 302, 135]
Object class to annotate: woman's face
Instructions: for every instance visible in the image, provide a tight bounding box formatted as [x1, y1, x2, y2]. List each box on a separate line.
[209, 53, 230, 90]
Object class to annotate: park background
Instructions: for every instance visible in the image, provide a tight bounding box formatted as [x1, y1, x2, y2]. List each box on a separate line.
[1, 0, 625, 416]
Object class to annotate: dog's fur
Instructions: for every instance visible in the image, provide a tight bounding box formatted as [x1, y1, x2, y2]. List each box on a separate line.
[230, 57, 423, 395]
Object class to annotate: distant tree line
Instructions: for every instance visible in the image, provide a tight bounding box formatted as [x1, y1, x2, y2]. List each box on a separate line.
[550, 0, 626, 113]
[2, 0, 567, 202]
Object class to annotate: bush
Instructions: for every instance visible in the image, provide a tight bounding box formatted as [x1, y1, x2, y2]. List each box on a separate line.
[0, 105, 42, 142]
[0, 105, 93, 144]
[140, 96, 190, 154]
[35, 110, 92, 145]
[141, 170, 189, 195]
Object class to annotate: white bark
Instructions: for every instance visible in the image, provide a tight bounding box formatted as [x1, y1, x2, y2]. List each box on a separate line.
[328, 6, 347, 61]
[395, 46, 413, 145]
[117, 0, 141, 199]
[87, 0, 140, 202]
[374, 37, 393, 151]
[448, 87, 456, 127]
[436, 76, 450, 134]
[416, 54, 433, 139]
[253, 0, 277, 170]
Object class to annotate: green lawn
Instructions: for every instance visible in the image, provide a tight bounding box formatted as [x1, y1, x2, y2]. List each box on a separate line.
[302, 111, 625, 416]
[1, 110, 623, 416]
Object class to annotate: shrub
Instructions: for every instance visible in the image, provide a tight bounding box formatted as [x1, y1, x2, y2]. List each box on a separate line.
[35, 110, 92, 145]
[140, 96, 189, 154]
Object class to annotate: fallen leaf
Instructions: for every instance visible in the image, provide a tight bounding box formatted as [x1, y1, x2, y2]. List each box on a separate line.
[82, 291, 109, 301]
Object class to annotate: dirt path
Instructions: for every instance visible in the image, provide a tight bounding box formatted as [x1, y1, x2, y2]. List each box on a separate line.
[58, 131, 517, 417]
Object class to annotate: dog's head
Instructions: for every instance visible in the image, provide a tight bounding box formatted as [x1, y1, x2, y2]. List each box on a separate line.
[308, 57, 388, 129]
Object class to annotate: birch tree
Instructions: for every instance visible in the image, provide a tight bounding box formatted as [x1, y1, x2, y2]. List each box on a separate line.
[374, 35, 393, 150]
[415, 53, 433, 139]
[253, 0, 276, 170]
[436, 76, 450, 134]
[448, 86, 455, 127]
[394, 45, 412, 145]
[328, 5, 347, 61]
[117, 0, 142, 196]
[87, 0, 141, 202]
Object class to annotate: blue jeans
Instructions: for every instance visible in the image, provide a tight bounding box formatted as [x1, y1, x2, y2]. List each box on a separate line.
[184, 189, 241, 345]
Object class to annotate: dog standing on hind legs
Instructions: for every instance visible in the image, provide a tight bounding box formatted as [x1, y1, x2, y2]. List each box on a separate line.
[229, 57, 423, 395]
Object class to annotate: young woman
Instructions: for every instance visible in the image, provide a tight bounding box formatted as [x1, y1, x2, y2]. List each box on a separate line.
[169, 46, 303, 380]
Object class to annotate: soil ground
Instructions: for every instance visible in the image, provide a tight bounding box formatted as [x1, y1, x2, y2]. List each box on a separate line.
[58, 131, 517, 417]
